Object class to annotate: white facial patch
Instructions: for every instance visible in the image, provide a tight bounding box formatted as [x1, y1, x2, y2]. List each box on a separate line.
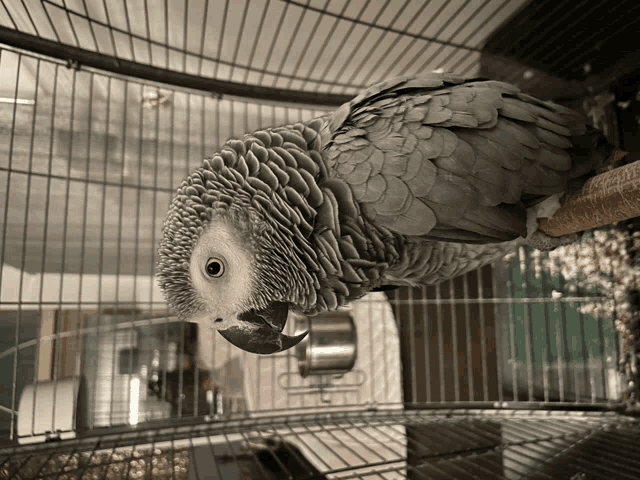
[189, 219, 255, 326]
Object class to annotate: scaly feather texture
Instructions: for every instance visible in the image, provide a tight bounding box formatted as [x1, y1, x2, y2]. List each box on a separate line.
[157, 73, 611, 321]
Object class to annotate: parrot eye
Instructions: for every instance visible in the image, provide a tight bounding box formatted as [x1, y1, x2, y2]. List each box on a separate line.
[205, 258, 225, 278]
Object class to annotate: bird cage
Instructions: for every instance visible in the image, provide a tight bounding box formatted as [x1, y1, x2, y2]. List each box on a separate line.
[1, 1, 640, 479]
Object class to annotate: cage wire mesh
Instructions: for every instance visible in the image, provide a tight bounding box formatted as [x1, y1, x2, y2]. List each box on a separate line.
[1, 0, 639, 479]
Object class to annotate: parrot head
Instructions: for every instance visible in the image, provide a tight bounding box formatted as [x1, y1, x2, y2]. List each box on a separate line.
[156, 157, 312, 355]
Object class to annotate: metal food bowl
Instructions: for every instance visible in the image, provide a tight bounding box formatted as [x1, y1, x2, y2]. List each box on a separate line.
[294, 310, 357, 378]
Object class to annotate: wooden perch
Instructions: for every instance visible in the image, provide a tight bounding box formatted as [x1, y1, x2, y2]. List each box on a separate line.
[539, 152, 640, 237]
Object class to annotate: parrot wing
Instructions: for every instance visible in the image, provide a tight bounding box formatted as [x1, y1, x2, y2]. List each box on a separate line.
[323, 74, 588, 243]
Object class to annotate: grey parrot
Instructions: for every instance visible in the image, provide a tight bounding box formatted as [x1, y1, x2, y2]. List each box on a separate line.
[156, 74, 613, 355]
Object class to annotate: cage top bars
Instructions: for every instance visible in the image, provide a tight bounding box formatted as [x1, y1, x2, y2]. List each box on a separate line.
[0, 0, 530, 103]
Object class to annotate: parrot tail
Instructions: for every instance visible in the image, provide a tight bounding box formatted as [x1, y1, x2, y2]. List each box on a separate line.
[525, 131, 640, 251]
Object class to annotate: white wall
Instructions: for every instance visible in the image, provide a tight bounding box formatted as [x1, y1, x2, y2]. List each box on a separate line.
[0, 264, 167, 311]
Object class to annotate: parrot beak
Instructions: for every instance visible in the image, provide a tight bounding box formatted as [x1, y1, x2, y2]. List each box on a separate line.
[217, 302, 309, 354]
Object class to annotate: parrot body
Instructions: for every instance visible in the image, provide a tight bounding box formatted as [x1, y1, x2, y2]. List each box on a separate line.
[157, 74, 612, 354]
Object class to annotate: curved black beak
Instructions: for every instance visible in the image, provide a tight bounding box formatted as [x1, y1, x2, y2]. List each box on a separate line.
[217, 302, 309, 354]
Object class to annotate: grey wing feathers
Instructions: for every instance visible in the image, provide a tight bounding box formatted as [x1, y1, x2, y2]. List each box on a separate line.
[323, 73, 590, 243]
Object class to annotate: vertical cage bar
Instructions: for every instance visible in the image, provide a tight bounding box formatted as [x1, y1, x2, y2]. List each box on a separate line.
[523, 251, 535, 402]
[407, 287, 417, 403]
[507, 264, 519, 401]
[435, 283, 446, 402]
[420, 286, 431, 403]
[462, 274, 474, 401]
[492, 266, 504, 403]
[76, 70, 94, 428]
[477, 269, 489, 401]
[2, 50, 21, 440]
[11, 54, 40, 441]
[132, 81, 145, 422]
[53, 65, 78, 435]
[449, 280, 460, 402]
[93, 74, 112, 430]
